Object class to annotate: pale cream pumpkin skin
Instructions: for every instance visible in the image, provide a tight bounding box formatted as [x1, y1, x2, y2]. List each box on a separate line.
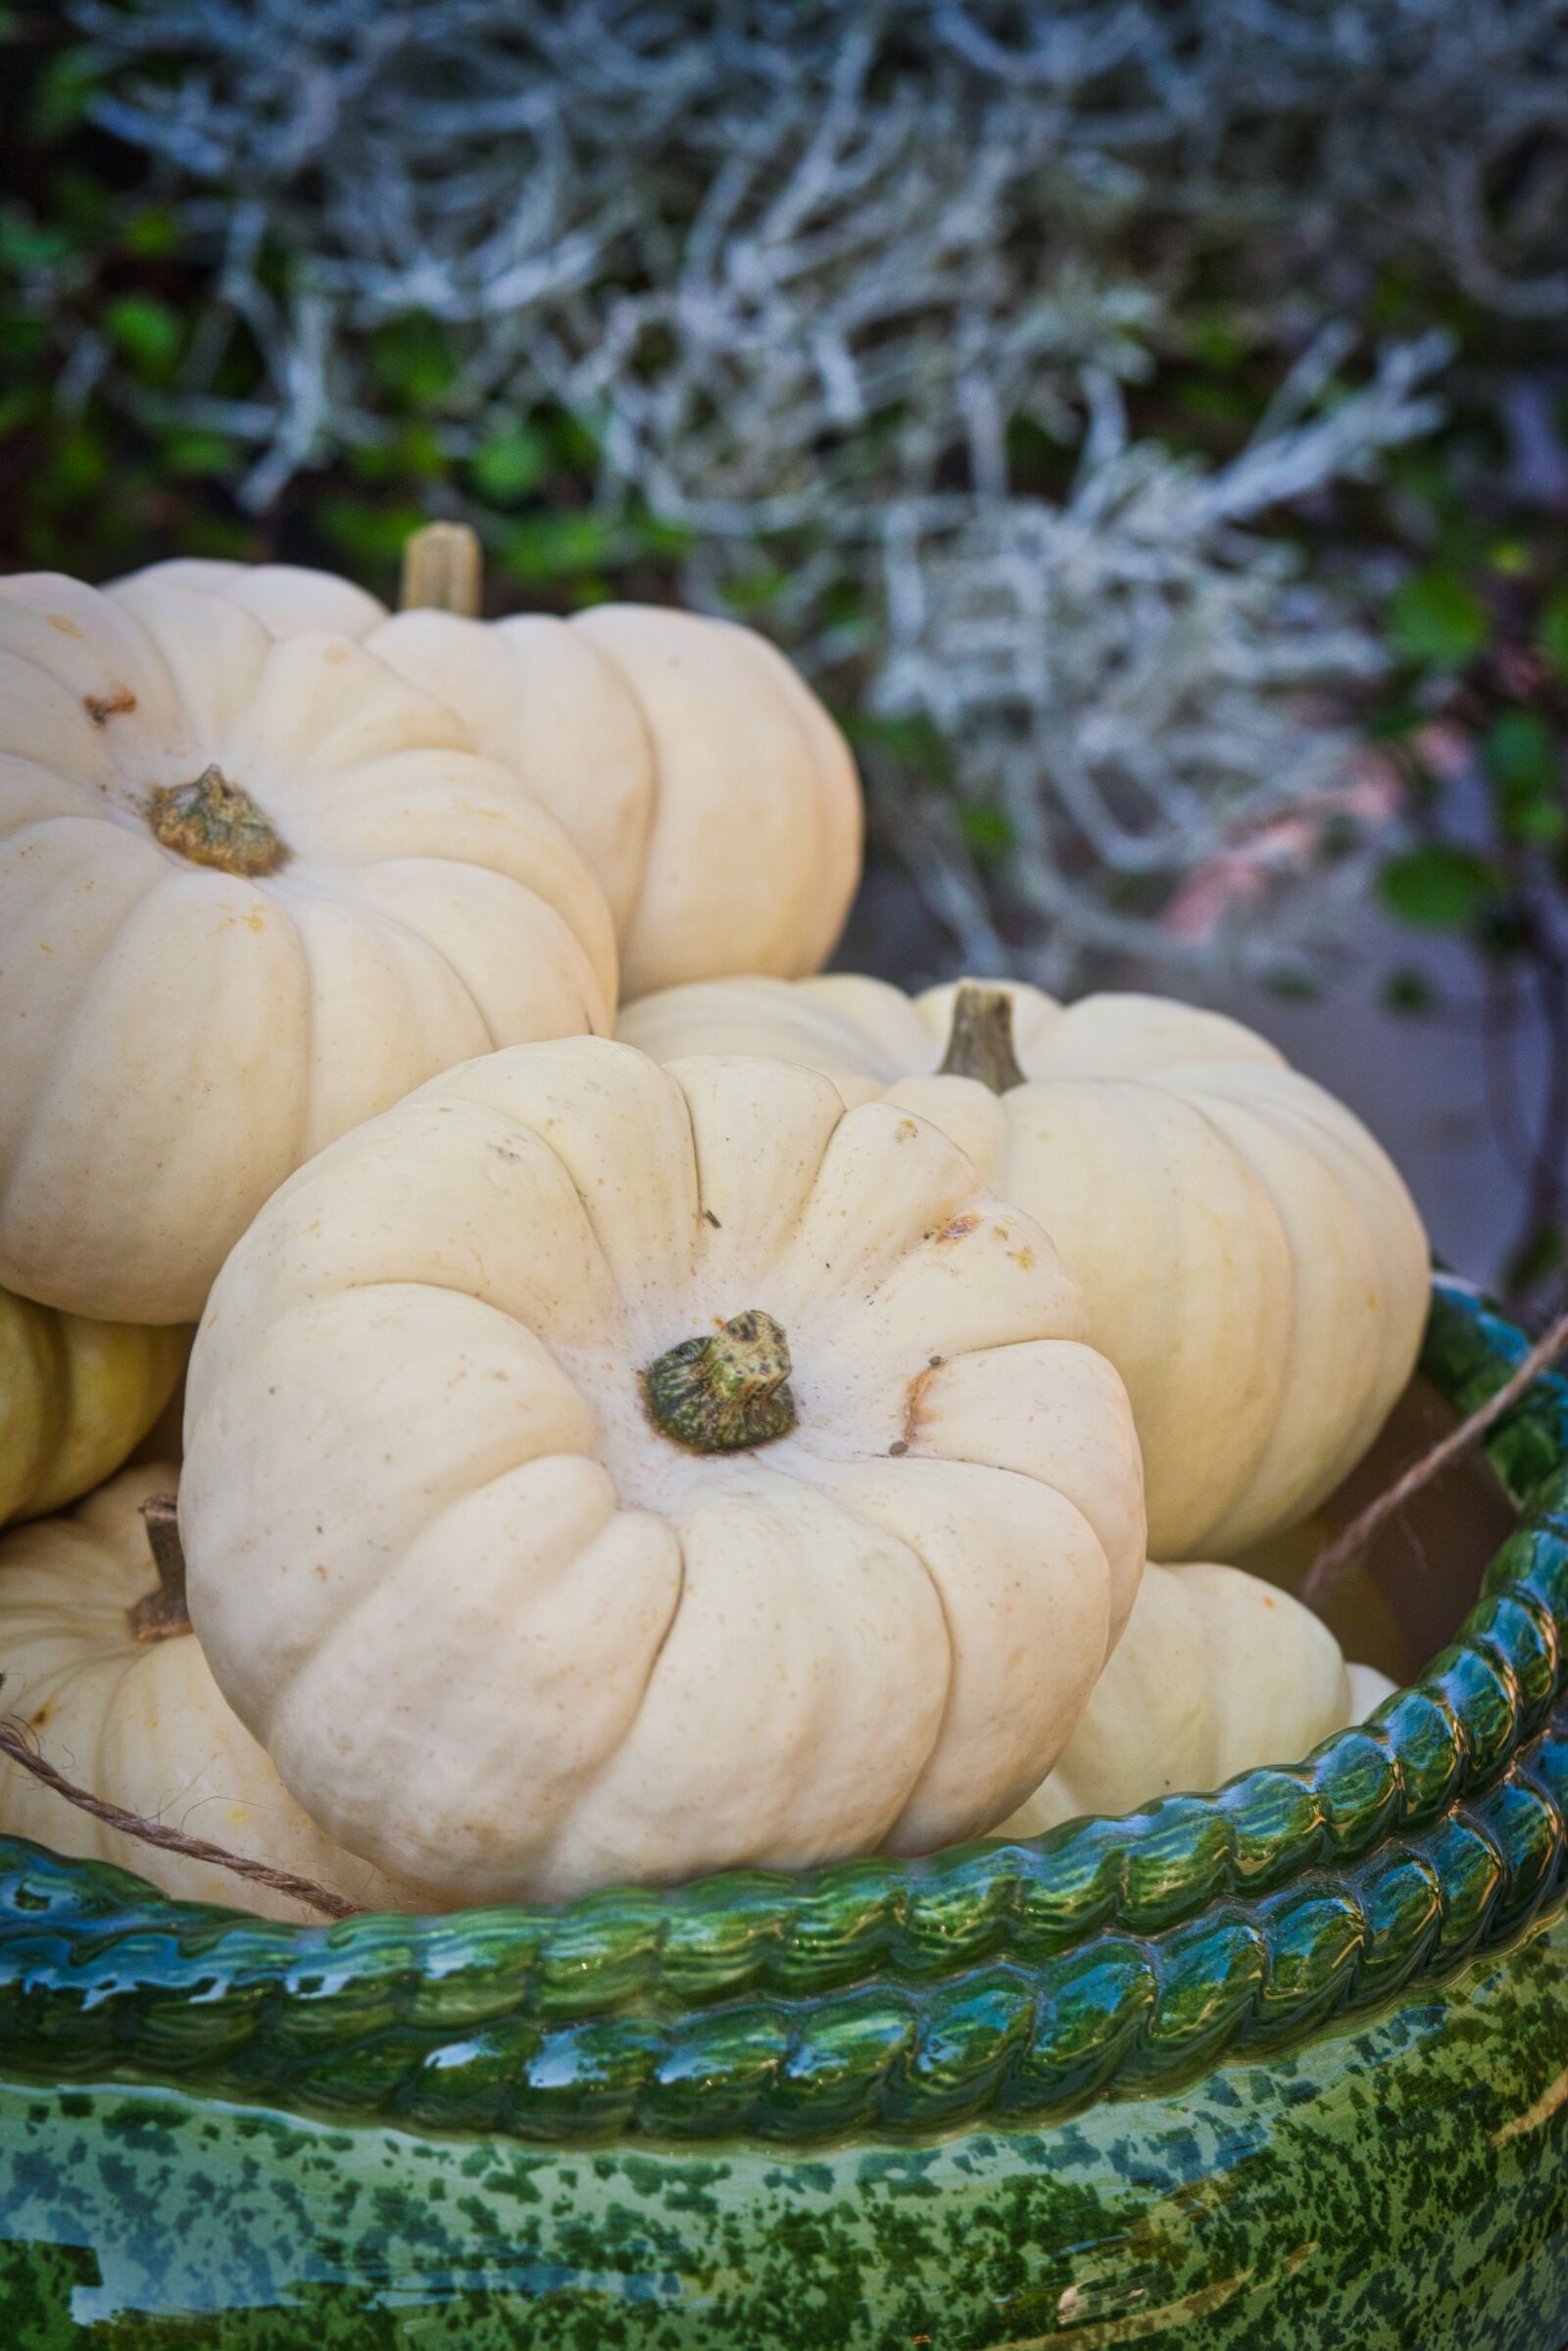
[0, 1287, 187, 1527]
[0, 572, 617, 1326]
[995, 1558, 1396, 1837]
[115, 559, 864, 999]
[179, 1039, 1146, 1905]
[616, 975, 1431, 1560]
[0, 1465, 416, 1920]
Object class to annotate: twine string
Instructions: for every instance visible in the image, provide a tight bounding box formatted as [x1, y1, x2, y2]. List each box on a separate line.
[1302, 1302, 1568, 1609]
[0, 1691, 359, 1920]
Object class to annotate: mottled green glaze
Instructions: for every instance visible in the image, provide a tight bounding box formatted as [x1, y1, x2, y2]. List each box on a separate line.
[2, 1275, 1568, 2344]
[4, 1912, 1568, 2347]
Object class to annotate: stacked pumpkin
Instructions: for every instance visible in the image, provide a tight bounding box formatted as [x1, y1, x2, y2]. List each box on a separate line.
[0, 528, 1421, 1920]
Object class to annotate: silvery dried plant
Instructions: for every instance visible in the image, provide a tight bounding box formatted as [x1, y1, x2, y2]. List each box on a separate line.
[72, 0, 1568, 982]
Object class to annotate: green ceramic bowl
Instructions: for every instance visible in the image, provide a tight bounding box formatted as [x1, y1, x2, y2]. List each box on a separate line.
[3, 1275, 1567, 2350]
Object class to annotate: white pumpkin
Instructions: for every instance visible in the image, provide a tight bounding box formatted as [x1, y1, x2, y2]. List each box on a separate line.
[996, 1558, 1397, 1837]
[114, 558, 863, 1000]
[0, 571, 617, 1324]
[0, 1465, 416, 1919]
[617, 976, 1430, 1559]
[0, 1285, 187, 1527]
[179, 1039, 1146, 1905]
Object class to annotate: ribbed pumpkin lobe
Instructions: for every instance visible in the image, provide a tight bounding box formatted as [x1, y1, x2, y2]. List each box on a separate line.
[148, 765, 287, 878]
[643, 1310, 798, 1452]
[128, 1494, 191, 1643]
[938, 982, 1027, 1094]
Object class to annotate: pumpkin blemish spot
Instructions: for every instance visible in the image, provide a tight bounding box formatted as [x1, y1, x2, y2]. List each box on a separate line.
[936, 1213, 981, 1244]
[888, 1440, 908, 1456]
[704, 1208, 721, 1228]
[46, 612, 84, 638]
[84, 686, 137, 725]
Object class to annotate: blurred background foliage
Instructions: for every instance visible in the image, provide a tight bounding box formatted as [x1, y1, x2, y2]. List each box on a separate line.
[2, 1, 1567, 1318]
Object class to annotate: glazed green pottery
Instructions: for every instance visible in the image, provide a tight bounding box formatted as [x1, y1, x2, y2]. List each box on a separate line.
[3, 1275, 1568, 2349]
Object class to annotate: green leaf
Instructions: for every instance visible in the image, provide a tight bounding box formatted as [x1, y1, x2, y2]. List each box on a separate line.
[121, 205, 180, 260]
[1379, 844, 1499, 930]
[1176, 377, 1254, 426]
[1389, 568, 1488, 668]
[105, 295, 182, 382]
[318, 498, 429, 567]
[368, 316, 458, 410]
[630, 512, 695, 559]
[0, 316, 47, 363]
[1483, 709, 1565, 847]
[1262, 967, 1322, 1003]
[0, 203, 72, 276]
[390, 421, 447, 480]
[49, 167, 111, 239]
[497, 511, 617, 581]
[959, 805, 1013, 857]
[28, 48, 104, 143]
[39, 422, 110, 505]
[160, 429, 239, 478]
[1503, 1220, 1565, 1301]
[1381, 965, 1439, 1015]
[182, 515, 260, 560]
[0, 387, 37, 439]
[841, 710, 948, 774]
[1539, 588, 1568, 682]
[719, 565, 788, 613]
[469, 425, 550, 505]
[1186, 313, 1250, 371]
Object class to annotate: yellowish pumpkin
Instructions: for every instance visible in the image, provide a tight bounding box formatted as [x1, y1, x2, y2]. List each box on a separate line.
[0, 1287, 186, 1527]
[0, 571, 616, 1324]
[115, 557, 864, 1000]
[996, 1558, 1396, 1836]
[0, 1465, 416, 1919]
[617, 975, 1431, 1559]
[180, 1040, 1146, 1904]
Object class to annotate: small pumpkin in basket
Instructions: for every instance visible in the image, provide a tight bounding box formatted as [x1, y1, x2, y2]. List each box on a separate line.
[178, 1039, 1146, 1905]
[0, 569, 616, 1326]
[0, 1287, 186, 1529]
[617, 975, 1431, 1560]
[997, 1556, 1396, 1837]
[0, 1464, 415, 1920]
[115, 541, 863, 1000]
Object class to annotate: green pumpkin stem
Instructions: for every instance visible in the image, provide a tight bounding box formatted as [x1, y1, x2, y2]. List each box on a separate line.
[148, 765, 287, 878]
[400, 520, 483, 616]
[129, 1494, 191, 1643]
[937, 983, 1027, 1094]
[643, 1310, 798, 1453]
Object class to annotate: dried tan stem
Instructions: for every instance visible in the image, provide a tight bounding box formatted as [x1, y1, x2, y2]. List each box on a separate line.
[399, 520, 482, 615]
[937, 984, 1028, 1093]
[128, 1493, 190, 1642]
